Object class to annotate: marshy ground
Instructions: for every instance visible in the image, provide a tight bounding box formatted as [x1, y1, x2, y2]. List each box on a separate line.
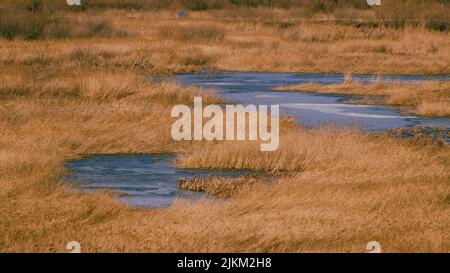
[0, 1, 449, 252]
[274, 76, 450, 117]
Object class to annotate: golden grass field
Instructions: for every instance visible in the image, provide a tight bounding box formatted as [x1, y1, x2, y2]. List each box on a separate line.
[0, 2, 449, 252]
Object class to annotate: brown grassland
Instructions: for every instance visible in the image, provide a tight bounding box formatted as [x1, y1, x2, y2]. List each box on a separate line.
[0, 1, 449, 252]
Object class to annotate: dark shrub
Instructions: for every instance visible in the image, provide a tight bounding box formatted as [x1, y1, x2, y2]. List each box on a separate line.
[0, 10, 127, 40]
[0, 12, 47, 40]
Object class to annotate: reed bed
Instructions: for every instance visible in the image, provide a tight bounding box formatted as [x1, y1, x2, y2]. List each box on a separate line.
[0, 4, 449, 253]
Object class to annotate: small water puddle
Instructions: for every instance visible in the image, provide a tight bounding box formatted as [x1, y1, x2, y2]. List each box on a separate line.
[66, 154, 254, 208]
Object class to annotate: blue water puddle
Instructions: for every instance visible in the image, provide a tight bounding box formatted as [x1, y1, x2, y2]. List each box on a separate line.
[168, 72, 450, 133]
[66, 154, 253, 208]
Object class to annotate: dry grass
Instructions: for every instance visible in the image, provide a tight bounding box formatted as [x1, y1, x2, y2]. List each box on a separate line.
[1, 8, 449, 74]
[274, 78, 450, 117]
[2, 95, 449, 252]
[174, 123, 450, 252]
[158, 24, 225, 42]
[177, 175, 265, 197]
[0, 69, 218, 104]
[0, 7, 449, 253]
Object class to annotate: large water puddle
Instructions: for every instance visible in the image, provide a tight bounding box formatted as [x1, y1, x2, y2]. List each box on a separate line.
[67, 154, 253, 208]
[170, 72, 450, 133]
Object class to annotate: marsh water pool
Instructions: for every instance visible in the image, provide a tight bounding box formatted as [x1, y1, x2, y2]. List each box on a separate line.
[171, 72, 450, 133]
[67, 154, 253, 208]
[67, 72, 450, 208]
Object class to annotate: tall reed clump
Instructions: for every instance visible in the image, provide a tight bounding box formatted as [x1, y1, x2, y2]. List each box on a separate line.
[177, 175, 265, 197]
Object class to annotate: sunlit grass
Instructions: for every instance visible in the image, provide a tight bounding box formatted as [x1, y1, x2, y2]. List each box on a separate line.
[0, 5, 449, 253]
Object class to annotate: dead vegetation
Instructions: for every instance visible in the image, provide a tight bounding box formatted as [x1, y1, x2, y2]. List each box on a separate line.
[177, 175, 265, 197]
[0, 3, 449, 253]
